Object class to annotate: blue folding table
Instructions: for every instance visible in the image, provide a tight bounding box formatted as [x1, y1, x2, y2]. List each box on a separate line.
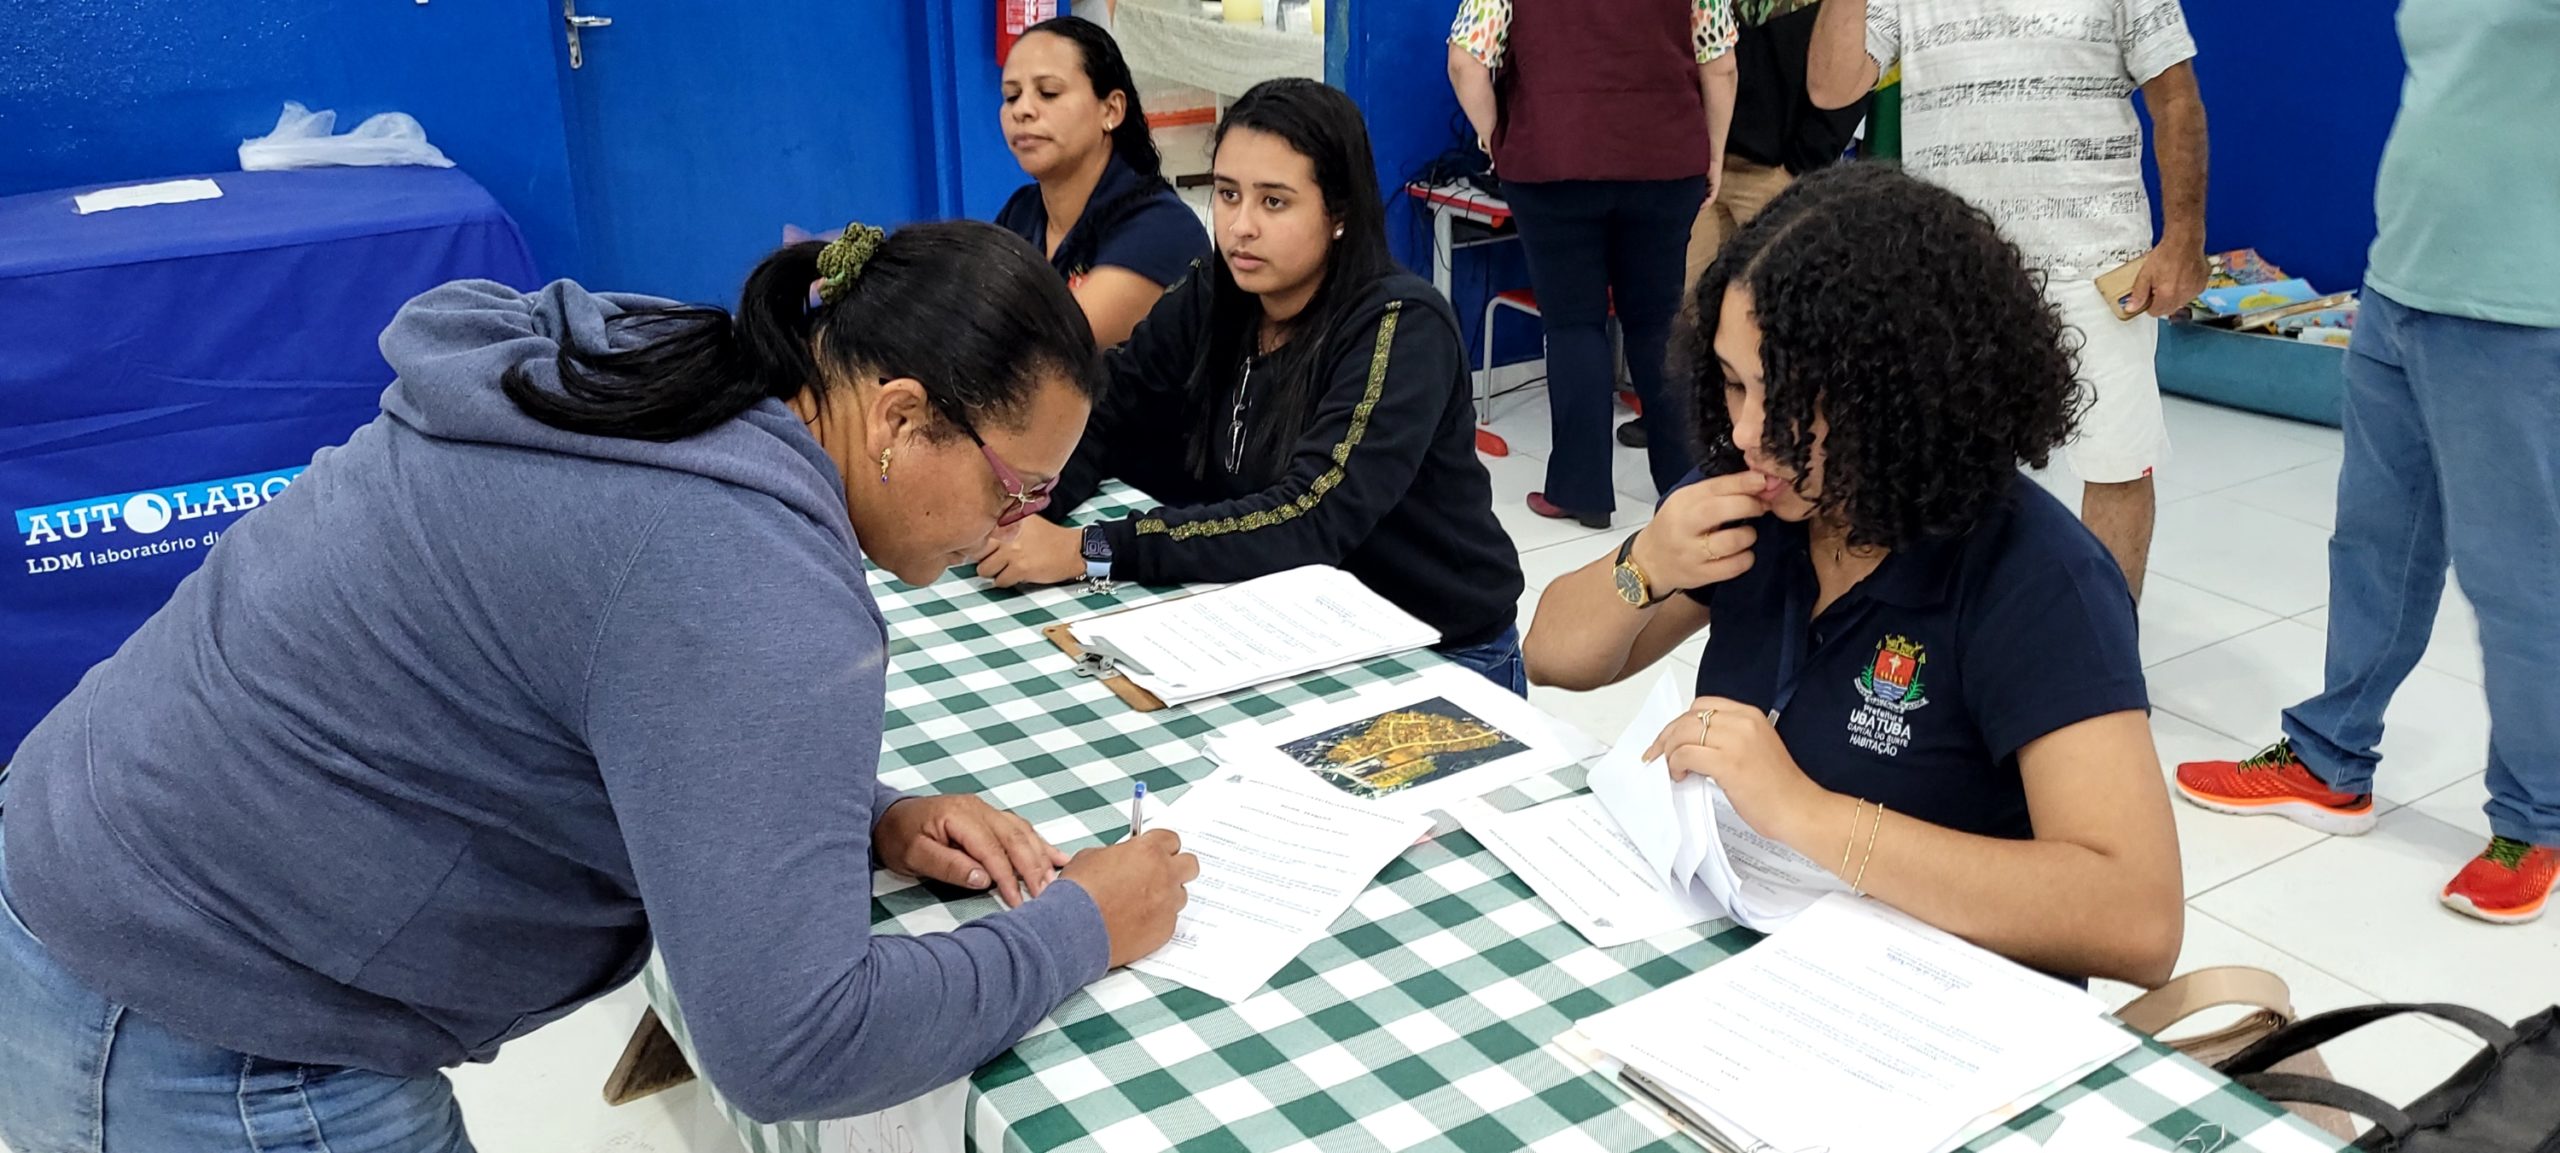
[0, 167, 538, 754]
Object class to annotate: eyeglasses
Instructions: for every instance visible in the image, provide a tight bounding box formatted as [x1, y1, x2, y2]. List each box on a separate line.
[928, 392, 1055, 527]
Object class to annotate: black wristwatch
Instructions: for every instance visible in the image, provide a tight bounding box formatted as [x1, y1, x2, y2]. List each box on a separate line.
[1613, 530, 1676, 608]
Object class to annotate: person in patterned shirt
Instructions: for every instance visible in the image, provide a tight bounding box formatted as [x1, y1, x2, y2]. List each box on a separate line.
[1810, 0, 2211, 603]
[1447, 0, 1740, 530]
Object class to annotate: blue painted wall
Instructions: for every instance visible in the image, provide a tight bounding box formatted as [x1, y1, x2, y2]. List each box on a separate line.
[2142, 3, 2405, 296]
[1338, 0, 1539, 372]
[950, 2, 1040, 221]
[0, 0, 585, 281]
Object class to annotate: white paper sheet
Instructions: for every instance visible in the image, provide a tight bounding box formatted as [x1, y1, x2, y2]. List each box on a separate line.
[1204, 664, 1597, 819]
[1579, 895, 2136, 1153]
[1069, 565, 1439, 706]
[1455, 795, 1721, 948]
[1130, 763, 1432, 1002]
[73, 178, 223, 214]
[1705, 779, 1850, 928]
[816, 1079, 965, 1153]
[1582, 668, 1697, 889]
[1576, 667, 1849, 932]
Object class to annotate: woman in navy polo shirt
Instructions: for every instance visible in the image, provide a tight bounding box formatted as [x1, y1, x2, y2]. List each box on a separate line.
[996, 17, 1209, 348]
[1523, 163, 2183, 986]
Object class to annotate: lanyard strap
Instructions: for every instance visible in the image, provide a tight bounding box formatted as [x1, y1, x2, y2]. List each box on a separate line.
[1768, 576, 1810, 724]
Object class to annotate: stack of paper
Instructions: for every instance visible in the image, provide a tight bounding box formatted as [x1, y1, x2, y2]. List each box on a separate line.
[1574, 895, 2137, 1153]
[1466, 668, 1845, 947]
[1130, 762, 1432, 1002]
[1203, 664, 1600, 819]
[1068, 565, 1440, 706]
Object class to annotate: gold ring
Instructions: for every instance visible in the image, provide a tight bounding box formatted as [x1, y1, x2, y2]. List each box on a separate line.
[1696, 708, 1716, 746]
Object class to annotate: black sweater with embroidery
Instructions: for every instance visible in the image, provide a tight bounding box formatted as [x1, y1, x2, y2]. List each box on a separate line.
[1048, 269, 1524, 648]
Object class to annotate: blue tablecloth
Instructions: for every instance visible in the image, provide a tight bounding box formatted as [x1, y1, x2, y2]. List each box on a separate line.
[1, 167, 538, 754]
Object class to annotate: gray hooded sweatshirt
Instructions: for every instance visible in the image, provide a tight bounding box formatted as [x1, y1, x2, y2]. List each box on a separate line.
[1, 280, 1109, 1122]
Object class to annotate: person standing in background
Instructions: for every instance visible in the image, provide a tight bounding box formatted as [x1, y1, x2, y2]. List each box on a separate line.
[1447, 0, 1739, 530]
[1809, 0, 2210, 600]
[1621, 0, 1871, 451]
[997, 16, 1209, 348]
[2175, 0, 2560, 924]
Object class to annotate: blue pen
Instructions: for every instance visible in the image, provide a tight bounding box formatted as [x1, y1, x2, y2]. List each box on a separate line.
[1128, 781, 1148, 839]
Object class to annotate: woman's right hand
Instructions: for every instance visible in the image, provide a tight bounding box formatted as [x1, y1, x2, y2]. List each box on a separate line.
[1059, 829, 1199, 968]
[1627, 470, 1769, 597]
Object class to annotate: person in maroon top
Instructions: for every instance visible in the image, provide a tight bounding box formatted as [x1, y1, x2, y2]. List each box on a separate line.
[1447, 0, 1739, 529]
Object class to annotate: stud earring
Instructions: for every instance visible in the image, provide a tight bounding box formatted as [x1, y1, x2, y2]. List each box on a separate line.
[877, 448, 892, 482]
[1333, 226, 1345, 239]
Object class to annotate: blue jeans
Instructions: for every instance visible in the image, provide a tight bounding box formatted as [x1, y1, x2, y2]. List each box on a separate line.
[1501, 177, 1707, 516]
[0, 776, 476, 1153]
[1439, 625, 1528, 695]
[2281, 287, 2560, 846]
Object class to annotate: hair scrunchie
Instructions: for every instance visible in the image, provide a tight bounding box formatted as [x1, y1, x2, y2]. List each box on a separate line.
[807, 222, 887, 312]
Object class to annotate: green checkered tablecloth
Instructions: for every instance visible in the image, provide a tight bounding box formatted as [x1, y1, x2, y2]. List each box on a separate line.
[640, 487, 2347, 1153]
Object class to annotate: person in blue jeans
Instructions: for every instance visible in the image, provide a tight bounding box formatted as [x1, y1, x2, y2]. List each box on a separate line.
[2176, 0, 2560, 924]
[0, 222, 1200, 1150]
[1446, 0, 1741, 529]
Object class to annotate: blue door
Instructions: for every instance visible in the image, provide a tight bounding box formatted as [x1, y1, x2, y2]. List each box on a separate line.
[552, 0, 952, 304]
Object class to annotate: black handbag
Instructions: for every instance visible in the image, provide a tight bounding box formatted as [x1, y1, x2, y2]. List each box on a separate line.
[2217, 1003, 2560, 1151]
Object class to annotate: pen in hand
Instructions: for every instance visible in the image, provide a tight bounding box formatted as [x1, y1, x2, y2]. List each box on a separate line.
[1128, 781, 1147, 840]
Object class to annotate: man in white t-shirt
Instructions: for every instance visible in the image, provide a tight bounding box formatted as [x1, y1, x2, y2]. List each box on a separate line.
[1809, 0, 2209, 600]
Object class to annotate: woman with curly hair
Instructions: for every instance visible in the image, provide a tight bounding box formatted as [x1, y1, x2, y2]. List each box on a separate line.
[1522, 163, 2182, 985]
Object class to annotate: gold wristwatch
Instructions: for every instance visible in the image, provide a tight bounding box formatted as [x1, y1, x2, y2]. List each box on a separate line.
[1613, 531, 1675, 608]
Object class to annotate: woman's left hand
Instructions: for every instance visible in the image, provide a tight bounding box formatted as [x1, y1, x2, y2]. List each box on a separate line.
[1642, 696, 1833, 839]
[975, 517, 1086, 588]
[874, 794, 1071, 908]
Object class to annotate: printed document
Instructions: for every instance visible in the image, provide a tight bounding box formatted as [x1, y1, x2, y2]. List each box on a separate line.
[1068, 566, 1439, 706]
[1457, 794, 1721, 948]
[1538, 668, 1844, 940]
[1131, 763, 1431, 1002]
[1576, 894, 2136, 1153]
[1206, 664, 1599, 819]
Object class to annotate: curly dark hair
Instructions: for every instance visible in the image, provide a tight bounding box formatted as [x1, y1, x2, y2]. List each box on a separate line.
[1681, 162, 2083, 551]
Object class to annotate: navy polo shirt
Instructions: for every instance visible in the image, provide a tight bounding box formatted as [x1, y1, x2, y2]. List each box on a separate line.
[1684, 473, 2147, 841]
[994, 154, 1208, 291]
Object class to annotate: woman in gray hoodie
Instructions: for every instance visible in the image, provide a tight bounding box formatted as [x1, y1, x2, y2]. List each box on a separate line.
[0, 221, 1197, 1151]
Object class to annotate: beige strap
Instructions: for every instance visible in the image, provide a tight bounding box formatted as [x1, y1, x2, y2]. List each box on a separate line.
[2115, 966, 2298, 1037]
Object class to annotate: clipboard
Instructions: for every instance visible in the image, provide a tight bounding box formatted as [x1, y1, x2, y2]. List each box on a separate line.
[1042, 616, 1171, 713]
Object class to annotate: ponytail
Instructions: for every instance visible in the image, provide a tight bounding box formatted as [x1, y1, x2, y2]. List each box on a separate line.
[505, 221, 1099, 442]
[502, 244, 827, 442]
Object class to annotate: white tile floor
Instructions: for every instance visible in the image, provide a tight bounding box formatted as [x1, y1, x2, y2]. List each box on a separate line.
[56, 391, 2539, 1153]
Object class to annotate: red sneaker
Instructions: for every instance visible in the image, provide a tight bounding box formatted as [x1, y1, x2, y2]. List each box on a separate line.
[2442, 837, 2560, 924]
[2174, 737, 2378, 835]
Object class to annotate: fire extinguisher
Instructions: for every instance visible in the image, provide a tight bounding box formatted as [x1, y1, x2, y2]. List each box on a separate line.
[997, 0, 1059, 65]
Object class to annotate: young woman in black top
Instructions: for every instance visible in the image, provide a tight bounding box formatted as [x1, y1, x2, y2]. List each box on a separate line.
[976, 80, 1528, 691]
[995, 17, 1209, 348]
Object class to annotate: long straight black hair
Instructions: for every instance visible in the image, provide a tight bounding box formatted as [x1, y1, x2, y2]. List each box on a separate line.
[1022, 16, 1162, 181]
[503, 221, 1097, 443]
[1185, 78, 1396, 484]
